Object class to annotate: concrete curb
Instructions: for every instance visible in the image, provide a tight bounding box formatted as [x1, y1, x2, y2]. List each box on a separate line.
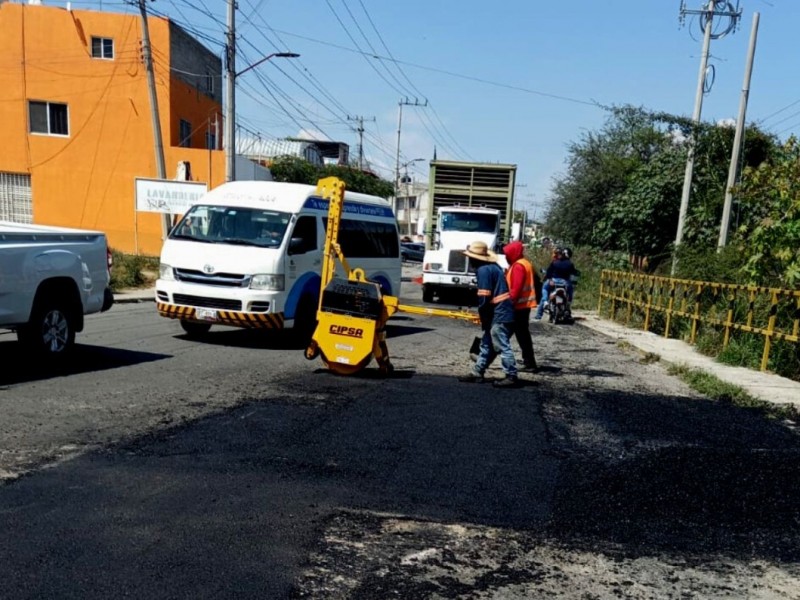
[113, 290, 155, 304]
[574, 310, 800, 409]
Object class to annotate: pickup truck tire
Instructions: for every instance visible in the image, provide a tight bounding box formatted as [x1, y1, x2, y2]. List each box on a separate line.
[422, 284, 435, 303]
[18, 300, 77, 356]
[180, 320, 212, 338]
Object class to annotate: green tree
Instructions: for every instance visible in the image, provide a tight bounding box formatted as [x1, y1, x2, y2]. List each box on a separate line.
[546, 106, 673, 247]
[268, 155, 318, 185]
[735, 138, 800, 286]
[546, 105, 778, 269]
[595, 144, 685, 264]
[319, 164, 394, 198]
[267, 155, 394, 198]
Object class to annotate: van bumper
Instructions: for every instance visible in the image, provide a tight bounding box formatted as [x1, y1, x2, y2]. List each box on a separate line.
[156, 301, 285, 330]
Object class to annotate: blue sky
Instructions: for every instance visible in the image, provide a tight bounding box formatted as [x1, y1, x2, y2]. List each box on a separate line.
[68, 0, 795, 216]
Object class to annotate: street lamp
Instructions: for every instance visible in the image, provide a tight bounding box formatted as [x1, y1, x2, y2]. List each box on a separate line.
[397, 158, 424, 237]
[236, 52, 301, 77]
[226, 51, 300, 182]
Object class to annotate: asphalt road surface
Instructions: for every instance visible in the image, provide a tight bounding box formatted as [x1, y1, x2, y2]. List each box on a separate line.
[1, 282, 799, 599]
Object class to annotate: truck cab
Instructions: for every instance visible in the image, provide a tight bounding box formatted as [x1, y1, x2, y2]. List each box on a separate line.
[421, 207, 508, 303]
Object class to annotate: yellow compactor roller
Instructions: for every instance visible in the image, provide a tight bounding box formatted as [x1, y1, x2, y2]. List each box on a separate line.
[304, 177, 480, 376]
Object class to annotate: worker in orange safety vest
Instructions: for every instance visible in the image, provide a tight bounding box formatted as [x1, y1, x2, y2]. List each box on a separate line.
[503, 241, 538, 371]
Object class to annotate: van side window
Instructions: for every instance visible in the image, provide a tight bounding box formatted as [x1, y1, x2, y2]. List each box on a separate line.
[322, 218, 399, 258]
[289, 215, 317, 254]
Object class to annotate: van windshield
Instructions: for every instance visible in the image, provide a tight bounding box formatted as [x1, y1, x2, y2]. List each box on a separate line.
[441, 212, 498, 233]
[170, 205, 291, 248]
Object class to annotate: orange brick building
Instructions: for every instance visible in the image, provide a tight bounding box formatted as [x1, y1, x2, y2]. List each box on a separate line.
[0, 2, 226, 255]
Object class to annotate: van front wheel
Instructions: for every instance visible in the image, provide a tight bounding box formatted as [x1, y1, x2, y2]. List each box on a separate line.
[294, 296, 318, 344]
[180, 320, 212, 338]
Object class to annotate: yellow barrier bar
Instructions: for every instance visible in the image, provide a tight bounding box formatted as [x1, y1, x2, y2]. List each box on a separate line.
[691, 283, 702, 344]
[761, 291, 779, 372]
[723, 293, 734, 350]
[597, 270, 799, 373]
[665, 280, 675, 338]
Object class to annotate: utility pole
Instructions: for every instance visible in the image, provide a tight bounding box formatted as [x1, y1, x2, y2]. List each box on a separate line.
[673, 0, 741, 274]
[225, 0, 236, 182]
[718, 12, 759, 250]
[347, 115, 375, 170]
[134, 0, 171, 240]
[394, 98, 427, 215]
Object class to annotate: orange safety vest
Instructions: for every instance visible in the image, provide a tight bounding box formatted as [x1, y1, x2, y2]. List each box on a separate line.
[506, 258, 537, 309]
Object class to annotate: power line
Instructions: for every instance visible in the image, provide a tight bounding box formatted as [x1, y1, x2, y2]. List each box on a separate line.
[756, 98, 800, 125]
[353, 0, 474, 160]
[269, 27, 606, 108]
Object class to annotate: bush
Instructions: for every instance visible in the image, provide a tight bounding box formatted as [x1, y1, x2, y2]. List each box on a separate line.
[109, 250, 159, 291]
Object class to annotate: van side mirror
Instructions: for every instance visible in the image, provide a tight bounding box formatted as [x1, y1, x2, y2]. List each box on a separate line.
[288, 237, 306, 255]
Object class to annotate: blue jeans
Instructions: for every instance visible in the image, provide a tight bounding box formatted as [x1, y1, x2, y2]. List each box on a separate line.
[535, 278, 573, 318]
[472, 322, 518, 378]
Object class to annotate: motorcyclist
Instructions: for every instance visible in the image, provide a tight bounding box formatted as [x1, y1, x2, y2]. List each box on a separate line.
[534, 247, 577, 320]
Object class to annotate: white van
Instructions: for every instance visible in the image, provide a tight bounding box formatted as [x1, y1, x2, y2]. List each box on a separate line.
[155, 180, 402, 337]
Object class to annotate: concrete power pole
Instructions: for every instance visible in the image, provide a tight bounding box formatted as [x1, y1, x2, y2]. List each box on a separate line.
[225, 0, 236, 182]
[347, 115, 375, 170]
[672, 0, 741, 274]
[718, 12, 759, 250]
[134, 0, 171, 241]
[394, 98, 427, 215]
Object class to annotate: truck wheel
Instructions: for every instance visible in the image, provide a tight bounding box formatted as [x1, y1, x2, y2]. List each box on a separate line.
[18, 300, 76, 356]
[422, 285, 434, 303]
[180, 320, 212, 338]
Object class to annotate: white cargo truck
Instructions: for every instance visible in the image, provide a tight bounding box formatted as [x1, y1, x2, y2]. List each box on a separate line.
[421, 161, 517, 303]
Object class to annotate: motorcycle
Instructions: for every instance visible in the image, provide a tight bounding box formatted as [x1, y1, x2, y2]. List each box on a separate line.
[546, 278, 572, 324]
[538, 268, 577, 324]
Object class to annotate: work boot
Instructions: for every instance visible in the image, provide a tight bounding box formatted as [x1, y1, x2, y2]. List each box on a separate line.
[458, 373, 486, 383]
[493, 376, 520, 388]
[518, 363, 538, 373]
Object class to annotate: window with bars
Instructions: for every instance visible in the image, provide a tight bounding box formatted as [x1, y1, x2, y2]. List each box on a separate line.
[28, 101, 69, 136]
[0, 172, 33, 224]
[91, 37, 114, 59]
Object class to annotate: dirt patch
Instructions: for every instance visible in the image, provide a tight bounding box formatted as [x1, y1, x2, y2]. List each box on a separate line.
[293, 510, 800, 599]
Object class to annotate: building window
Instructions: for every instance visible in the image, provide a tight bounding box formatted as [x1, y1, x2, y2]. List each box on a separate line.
[28, 101, 69, 136]
[91, 37, 114, 59]
[179, 119, 192, 148]
[205, 73, 214, 94]
[0, 172, 33, 224]
[205, 131, 216, 150]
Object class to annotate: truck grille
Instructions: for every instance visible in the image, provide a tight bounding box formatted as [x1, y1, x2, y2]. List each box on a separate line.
[448, 250, 467, 273]
[173, 294, 242, 311]
[447, 250, 479, 274]
[174, 268, 250, 288]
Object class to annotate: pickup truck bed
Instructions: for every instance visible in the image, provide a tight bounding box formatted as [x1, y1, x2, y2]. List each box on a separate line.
[0, 221, 113, 356]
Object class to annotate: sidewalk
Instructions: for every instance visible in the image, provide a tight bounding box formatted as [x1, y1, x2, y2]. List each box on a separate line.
[576, 310, 800, 409]
[113, 287, 155, 304]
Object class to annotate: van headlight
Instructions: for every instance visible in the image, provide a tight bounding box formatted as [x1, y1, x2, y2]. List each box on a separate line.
[250, 274, 284, 291]
[159, 263, 175, 281]
[425, 262, 444, 272]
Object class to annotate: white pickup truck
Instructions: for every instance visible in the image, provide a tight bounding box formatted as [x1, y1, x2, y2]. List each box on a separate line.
[0, 221, 113, 356]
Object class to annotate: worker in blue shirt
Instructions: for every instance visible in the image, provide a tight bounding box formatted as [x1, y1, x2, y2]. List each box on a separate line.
[459, 241, 520, 387]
